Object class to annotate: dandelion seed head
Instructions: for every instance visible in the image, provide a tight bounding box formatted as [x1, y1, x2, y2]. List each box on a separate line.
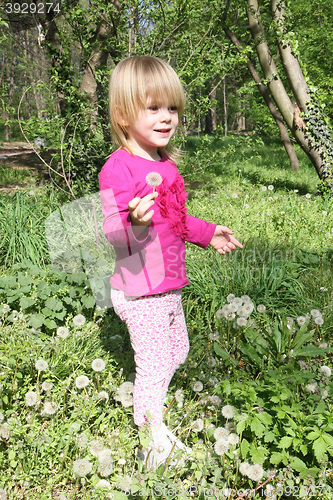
[239, 462, 251, 476]
[25, 391, 38, 407]
[320, 365, 331, 377]
[191, 418, 204, 432]
[73, 314, 86, 327]
[226, 294, 235, 303]
[221, 404, 235, 419]
[118, 381, 134, 395]
[97, 391, 109, 401]
[306, 381, 317, 393]
[268, 185, 274, 191]
[215, 309, 225, 319]
[175, 389, 184, 402]
[262, 186, 267, 191]
[146, 171, 162, 187]
[75, 375, 90, 389]
[214, 427, 229, 441]
[193, 381, 203, 392]
[305, 193, 311, 199]
[89, 439, 105, 456]
[76, 433, 89, 448]
[117, 475, 133, 493]
[236, 317, 247, 327]
[0, 412, 4, 424]
[247, 464, 264, 481]
[0, 423, 11, 440]
[322, 390, 329, 400]
[0, 489, 7, 500]
[42, 401, 58, 415]
[314, 316, 324, 325]
[41, 381, 53, 392]
[214, 439, 230, 456]
[35, 359, 48, 371]
[72, 458, 92, 477]
[227, 433, 240, 445]
[319, 342, 328, 349]
[56, 326, 69, 339]
[120, 394, 133, 408]
[296, 316, 307, 326]
[209, 331, 219, 341]
[257, 304, 266, 313]
[91, 358, 106, 372]
[95, 479, 111, 489]
[209, 395, 222, 407]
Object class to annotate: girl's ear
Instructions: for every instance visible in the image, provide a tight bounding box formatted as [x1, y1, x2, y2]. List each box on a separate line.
[114, 106, 129, 127]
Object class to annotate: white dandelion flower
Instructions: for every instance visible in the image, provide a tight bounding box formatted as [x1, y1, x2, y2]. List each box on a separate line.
[72, 458, 92, 477]
[229, 302, 239, 313]
[117, 475, 133, 494]
[209, 331, 219, 341]
[207, 357, 216, 368]
[191, 418, 204, 432]
[262, 186, 267, 191]
[216, 309, 225, 319]
[226, 312, 235, 321]
[209, 395, 222, 407]
[296, 316, 307, 326]
[214, 439, 230, 456]
[305, 193, 311, 199]
[1, 304, 10, 314]
[25, 391, 38, 407]
[243, 302, 254, 315]
[306, 381, 317, 393]
[320, 366, 331, 377]
[0, 489, 7, 500]
[89, 439, 105, 456]
[97, 449, 113, 477]
[0, 413, 4, 424]
[193, 381, 204, 392]
[322, 390, 329, 400]
[76, 433, 89, 448]
[42, 401, 58, 416]
[91, 358, 106, 372]
[222, 405, 235, 419]
[175, 389, 184, 402]
[319, 342, 328, 349]
[56, 326, 69, 339]
[41, 381, 53, 392]
[0, 423, 11, 440]
[247, 463, 264, 481]
[311, 309, 321, 318]
[146, 171, 163, 189]
[118, 458, 126, 466]
[257, 304, 266, 313]
[226, 294, 235, 303]
[232, 297, 243, 308]
[120, 394, 133, 408]
[314, 316, 324, 325]
[73, 314, 86, 327]
[239, 462, 251, 476]
[75, 375, 90, 389]
[35, 359, 48, 371]
[97, 391, 109, 401]
[118, 381, 134, 394]
[238, 305, 251, 318]
[227, 433, 240, 445]
[268, 185, 274, 191]
[236, 317, 247, 327]
[214, 427, 229, 441]
[95, 479, 111, 489]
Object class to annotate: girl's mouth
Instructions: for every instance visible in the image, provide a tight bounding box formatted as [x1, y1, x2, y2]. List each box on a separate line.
[155, 129, 171, 133]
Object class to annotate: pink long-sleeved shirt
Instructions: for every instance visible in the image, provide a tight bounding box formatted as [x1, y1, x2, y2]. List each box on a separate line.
[99, 149, 216, 297]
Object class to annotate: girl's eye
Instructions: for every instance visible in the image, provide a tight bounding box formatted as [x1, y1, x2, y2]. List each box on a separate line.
[169, 106, 178, 112]
[148, 106, 158, 111]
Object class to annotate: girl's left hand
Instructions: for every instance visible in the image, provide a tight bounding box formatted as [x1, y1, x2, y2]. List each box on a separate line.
[209, 225, 243, 255]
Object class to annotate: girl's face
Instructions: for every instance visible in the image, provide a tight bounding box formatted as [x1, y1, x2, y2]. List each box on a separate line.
[126, 99, 179, 160]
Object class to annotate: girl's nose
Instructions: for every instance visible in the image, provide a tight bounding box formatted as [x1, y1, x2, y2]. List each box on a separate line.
[160, 108, 171, 121]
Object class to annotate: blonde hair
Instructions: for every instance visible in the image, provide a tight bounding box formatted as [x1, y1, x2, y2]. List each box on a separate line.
[109, 56, 185, 162]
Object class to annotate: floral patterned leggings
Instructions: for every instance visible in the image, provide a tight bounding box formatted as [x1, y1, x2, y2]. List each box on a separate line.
[111, 288, 189, 427]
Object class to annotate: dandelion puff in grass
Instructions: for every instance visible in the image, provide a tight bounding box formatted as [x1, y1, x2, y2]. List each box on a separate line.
[75, 375, 90, 389]
[314, 316, 324, 326]
[89, 439, 105, 456]
[76, 433, 89, 448]
[257, 304, 266, 313]
[207, 357, 216, 368]
[118, 475, 133, 494]
[118, 381, 134, 394]
[120, 394, 133, 408]
[231, 297, 243, 308]
[215, 309, 225, 319]
[247, 464, 264, 482]
[95, 479, 111, 489]
[214, 439, 230, 456]
[175, 389, 184, 402]
[236, 317, 247, 327]
[193, 381, 203, 392]
[297, 316, 307, 326]
[73, 314, 86, 327]
[56, 326, 69, 339]
[214, 427, 229, 441]
[42, 401, 58, 415]
[322, 390, 329, 400]
[268, 185, 274, 191]
[91, 358, 106, 372]
[146, 171, 163, 192]
[0, 412, 4, 424]
[73, 458, 92, 477]
[227, 433, 240, 445]
[320, 366, 331, 377]
[0, 423, 11, 440]
[209, 331, 219, 341]
[97, 449, 113, 477]
[226, 294, 235, 303]
[311, 309, 321, 318]
[191, 418, 204, 432]
[0, 489, 7, 500]
[25, 391, 38, 407]
[35, 359, 48, 371]
[306, 381, 317, 393]
[222, 404, 235, 419]
[96, 391, 109, 401]
[239, 462, 251, 476]
[41, 381, 53, 392]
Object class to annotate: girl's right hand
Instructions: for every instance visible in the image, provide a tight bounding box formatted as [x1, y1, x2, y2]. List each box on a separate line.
[128, 192, 158, 226]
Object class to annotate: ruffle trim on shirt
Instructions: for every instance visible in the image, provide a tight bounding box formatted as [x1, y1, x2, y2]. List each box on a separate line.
[156, 173, 189, 239]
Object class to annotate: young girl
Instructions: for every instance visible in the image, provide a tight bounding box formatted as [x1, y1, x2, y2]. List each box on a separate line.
[99, 56, 242, 469]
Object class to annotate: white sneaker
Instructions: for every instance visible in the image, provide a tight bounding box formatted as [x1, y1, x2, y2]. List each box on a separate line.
[161, 423, 192, 455]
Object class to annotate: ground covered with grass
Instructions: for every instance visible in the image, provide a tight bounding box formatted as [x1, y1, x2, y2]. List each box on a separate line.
[0, 135, 332, 499]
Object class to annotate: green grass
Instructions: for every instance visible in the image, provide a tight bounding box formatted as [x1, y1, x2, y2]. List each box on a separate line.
[0, 134, 332, 499]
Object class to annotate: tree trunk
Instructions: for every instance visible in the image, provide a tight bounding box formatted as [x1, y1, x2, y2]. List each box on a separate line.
[224, 26, 300, 170]
[247, 0, 332, 186]
[205, 80, 217, 134]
